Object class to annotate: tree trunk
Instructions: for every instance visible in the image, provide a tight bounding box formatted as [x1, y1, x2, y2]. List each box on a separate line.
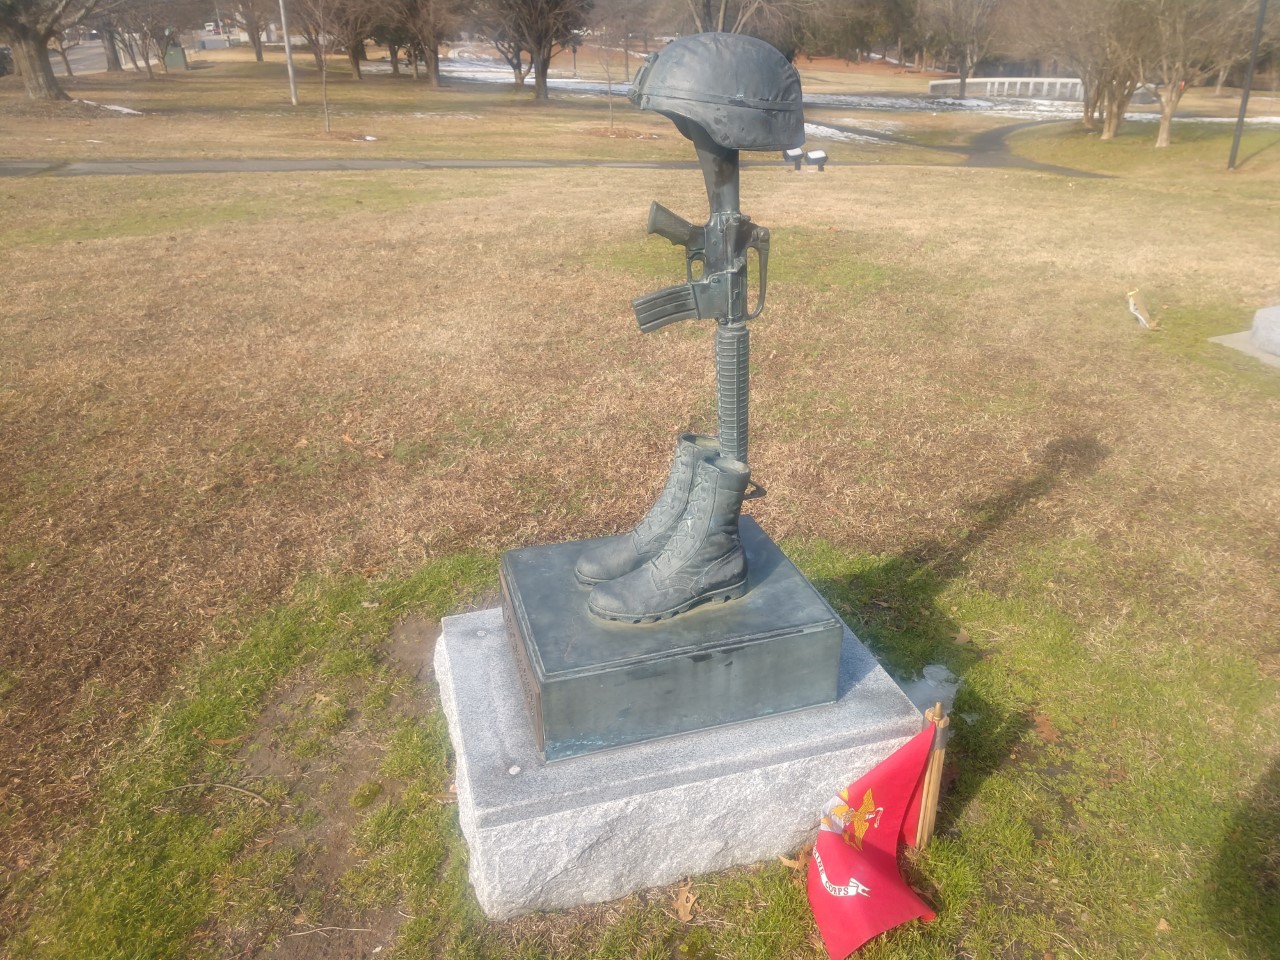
[122, 33, 141, 71]
[6, 28, 69, 100]
[102, 29, 124, 72]
[1214, 65, 1228, 97]
[348, 46, 362, 80]
[252, 31, 264, 63]
[410, 44, 420, 79]
[958, 50, 969, 98]
[533, 48, 550, 100]
[98, 28, 119, 72]
[509, 49, 526, 88]
[1100, 90, 1132, 141]
[1082, 78, 1100, 130]
[389, 43, 399, 75]
[1154, 85, 1184, 148]
[140, 35, 154, 79]
[57, 46, 74, 77]
[426, 44, 440, 87]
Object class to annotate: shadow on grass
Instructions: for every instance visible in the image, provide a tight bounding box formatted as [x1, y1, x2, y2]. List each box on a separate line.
[1236, 130, 1280, 168]
[802, 433, 1109, 846]
[1211, 756, 1280, 959]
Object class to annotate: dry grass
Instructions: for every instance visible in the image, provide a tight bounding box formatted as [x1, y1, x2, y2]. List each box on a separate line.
[0, 46, 1053, 167]
[1, 75, 1279, 954]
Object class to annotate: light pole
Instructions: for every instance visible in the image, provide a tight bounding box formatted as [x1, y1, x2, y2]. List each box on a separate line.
[277, 0, 298, 106]
[1229, 0, 1270, 170]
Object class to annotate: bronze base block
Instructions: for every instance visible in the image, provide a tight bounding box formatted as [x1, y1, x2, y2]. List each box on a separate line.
[499, 517, 844, 761]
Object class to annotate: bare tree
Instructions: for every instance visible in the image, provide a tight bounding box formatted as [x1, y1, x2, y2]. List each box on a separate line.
[88, 14, 127, 70]
[1009, 0, 1145, 139]
[286, 0, 327, 70]
[1138, 0, 1248, 147]
[292, 0, 376, 79]
[50, 28, 79, 74]
[917, 0, 1000, 97]
[473, 0, 591, 100]
[0, 0, 116, 98]
[487, 24, 531, 88]
[112, 0, 202, 77]
[292, 0, 338, 124]
[682, 0, 815, 34]
[235, 0, 271, 62]
[398, 0, 461, 85]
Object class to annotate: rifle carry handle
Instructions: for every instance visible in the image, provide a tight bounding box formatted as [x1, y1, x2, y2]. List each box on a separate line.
[745, 226, 770, 320]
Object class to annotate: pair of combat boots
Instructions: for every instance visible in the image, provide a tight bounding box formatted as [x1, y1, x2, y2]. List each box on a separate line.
[576, 434, 751, 623]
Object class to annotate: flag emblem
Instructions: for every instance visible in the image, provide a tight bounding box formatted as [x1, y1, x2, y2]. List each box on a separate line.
[820, 787, 884, 850]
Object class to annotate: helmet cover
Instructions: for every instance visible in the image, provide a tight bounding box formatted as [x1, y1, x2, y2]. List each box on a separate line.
[630, 33, 804, 151]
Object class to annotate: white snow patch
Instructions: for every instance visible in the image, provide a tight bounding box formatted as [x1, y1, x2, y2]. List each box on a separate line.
[77, 99, 143, 116]
[935, 96, 996, 108]
[804, 123, 887, 144]
[424, 52, 1280, 129]
[832, 117, 903, 132]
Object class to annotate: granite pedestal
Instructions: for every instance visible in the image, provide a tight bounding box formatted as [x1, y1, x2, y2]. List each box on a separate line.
[1208, 304, 1280, 370]
[434, 606, 923, 919]
[500, 517, 845, 760]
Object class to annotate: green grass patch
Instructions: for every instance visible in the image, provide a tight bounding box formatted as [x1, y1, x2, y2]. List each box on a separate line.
[11, 533, 1277, 958]
[11, 553, 494, 960]
[1009, 120, 1280, 181]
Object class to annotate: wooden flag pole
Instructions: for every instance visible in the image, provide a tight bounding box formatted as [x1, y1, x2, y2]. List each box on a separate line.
[916, 702, 951, 849]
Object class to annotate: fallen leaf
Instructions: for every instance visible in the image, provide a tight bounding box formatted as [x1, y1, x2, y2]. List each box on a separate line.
[294, 437, 308, 449]
[1157, 918, 1171, 932]
[778, 842, 812, 870]
[675, 882, 698, 922]
[341, 433, 355, 445]
[1032, 713, 1061, 743]
[952, 628, 971, 644]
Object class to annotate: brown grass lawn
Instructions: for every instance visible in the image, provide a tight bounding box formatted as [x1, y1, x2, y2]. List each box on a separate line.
[1, 53, 1279, 958]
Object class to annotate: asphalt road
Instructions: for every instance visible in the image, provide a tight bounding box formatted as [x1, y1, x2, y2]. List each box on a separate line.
[50, 40, 109, 77]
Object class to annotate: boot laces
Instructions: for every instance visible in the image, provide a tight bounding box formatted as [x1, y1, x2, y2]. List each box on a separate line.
[655, 473, 713, 573]
[635, 451, 693, 540]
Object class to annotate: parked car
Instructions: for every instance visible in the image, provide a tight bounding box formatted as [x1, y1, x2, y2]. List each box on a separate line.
[0, 46, 14, 77]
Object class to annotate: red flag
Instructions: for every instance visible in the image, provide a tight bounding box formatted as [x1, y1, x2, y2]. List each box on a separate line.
[807, 725, 937, 960]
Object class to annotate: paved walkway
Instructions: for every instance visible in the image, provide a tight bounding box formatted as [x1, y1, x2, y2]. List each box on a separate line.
[0, 121, 1102, 179]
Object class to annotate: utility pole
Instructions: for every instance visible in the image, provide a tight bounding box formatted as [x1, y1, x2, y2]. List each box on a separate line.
[1229, 0, 1270, 169]
[277, 0, 298, 106]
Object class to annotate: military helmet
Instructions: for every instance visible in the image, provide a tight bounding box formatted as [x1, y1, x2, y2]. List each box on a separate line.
[629, 33, 804, 151]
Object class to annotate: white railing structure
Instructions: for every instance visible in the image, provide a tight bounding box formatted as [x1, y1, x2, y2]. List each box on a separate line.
[929, 77, 1084, 101]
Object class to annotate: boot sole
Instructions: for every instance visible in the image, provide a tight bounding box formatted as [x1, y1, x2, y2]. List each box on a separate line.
[587, 580, 747, 624]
